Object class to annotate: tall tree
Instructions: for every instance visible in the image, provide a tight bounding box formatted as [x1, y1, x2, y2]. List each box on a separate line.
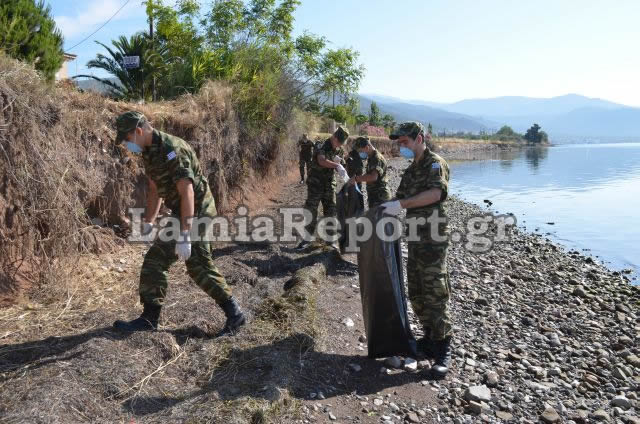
[75, 33, 166, 101]
[524, 123, 543, 143]
[369, 101, 381, 126]
[0, 0, 64, 81]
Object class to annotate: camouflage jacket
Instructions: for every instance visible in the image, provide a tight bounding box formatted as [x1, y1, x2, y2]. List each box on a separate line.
[308, 138, 344, 185]
[396, 150, 450, 242]
[298, 137, 314, 161]
[142, 130, 216, 217]
[365, 149, 391, 204]
[345, 149, 364, 178]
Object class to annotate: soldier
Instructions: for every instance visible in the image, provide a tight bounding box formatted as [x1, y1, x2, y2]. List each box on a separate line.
[345, 142, 365, 191]
[348, 136, 391, 208]
[298, 133, 314, 184]
[381, 121, 452, 377]
[298, 126, 349, 248]
[112, 111, 246, 337]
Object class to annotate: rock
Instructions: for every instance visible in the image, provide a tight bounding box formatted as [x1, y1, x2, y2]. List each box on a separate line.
[328, 412, 337, 421]
[496, 411, 513, 421]
[591, 410, 610, 421]
[540, 406, 561, 423]
[475, 297, 489, 306]
[484, 371, 499, 387]
[405, 412, 420, 423]
[466, 401, 488, 415]
[613, 367, 628, 380]
[573, 286, 588, 298]
[611, 395, 632, 410]
[373, 398, 384, 406]
[385, 356, 403, 369]
[358, 334, 367, 343]
[403, 358, 418, 372]
[317, 392, 325, 400]
[625, 354, 640, 367]
[464, 385, 491, 403]
[348, 363, 362, 373]
[342, 317, 354, 327]
[465, 358, 477, 367]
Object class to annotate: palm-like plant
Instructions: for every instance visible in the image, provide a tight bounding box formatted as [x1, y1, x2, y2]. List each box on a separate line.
[74, 32, 166, 101]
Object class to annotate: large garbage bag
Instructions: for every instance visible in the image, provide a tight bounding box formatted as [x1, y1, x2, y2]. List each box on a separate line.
[357, 207, 417, 358]
[336, 184, 364, 252]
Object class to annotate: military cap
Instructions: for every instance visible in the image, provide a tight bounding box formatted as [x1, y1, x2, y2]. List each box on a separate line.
[115, 111, 147, 144]
[354, 136, 370, 149]
[389, 121, 425, 140]
[333, 125, 350, 143]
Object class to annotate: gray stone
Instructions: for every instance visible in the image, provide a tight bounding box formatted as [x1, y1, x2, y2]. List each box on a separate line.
[328, 412, 337, 421]
[348, 363, 362, 373]
[611, 395, 632, 410]
[464, 385, 492, 403]
[496, 411, 513, 421]
[591, 410, 610, 421]
[405, 412, 420, 423]
[404, 358, 418, 372]
[385, 356, 403, 369]
[540, 407, 561, 423]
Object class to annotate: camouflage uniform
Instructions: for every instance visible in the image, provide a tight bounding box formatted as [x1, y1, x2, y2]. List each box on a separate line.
[393, 124, 452, 342]
[298, 136, 314, 181]
[303, 127, 348, 236]
[364, 149, 391, 208]
[139, 129, 232, 307]
[345, 148, 364, 192]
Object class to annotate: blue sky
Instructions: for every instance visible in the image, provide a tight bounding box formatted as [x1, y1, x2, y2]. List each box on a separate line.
[51, 0, 640, 106]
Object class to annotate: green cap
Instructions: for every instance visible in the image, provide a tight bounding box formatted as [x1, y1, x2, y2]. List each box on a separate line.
[333, 125, 350, 143]
[354, 136, 370, 149]
[389, 121, 425, 140]
[115, 111, 146, 144]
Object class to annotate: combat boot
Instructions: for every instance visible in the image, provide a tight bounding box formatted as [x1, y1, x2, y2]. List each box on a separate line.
[417, 336, 434, 358]
[216, 297, 246, 337]
[113, 303, 161, 331]
[431, 336, 452, 377]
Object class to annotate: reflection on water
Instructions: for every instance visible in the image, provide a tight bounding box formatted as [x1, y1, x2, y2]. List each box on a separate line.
[450, 143, 640, 282]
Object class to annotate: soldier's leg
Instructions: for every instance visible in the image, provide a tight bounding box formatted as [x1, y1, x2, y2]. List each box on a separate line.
[185, 239, 232, 305]
[299, 159, 305, 181]
[114, 239, 177, 331]
[407, 242, 452, 341]
[303, 182, 322, 237]
[319, 181, 338, 242]
[139, 239, 178, 306]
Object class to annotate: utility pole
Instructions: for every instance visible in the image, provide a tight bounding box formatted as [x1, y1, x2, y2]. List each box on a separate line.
[148, 0, 156, 101]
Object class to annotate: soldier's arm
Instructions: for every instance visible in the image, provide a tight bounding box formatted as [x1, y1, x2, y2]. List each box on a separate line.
[176, 178, 195, 232]
[398, 188, 442, 209]
[355, 170, 379, 184]
[145, 177, 162, 224]
[316, 154, 340, 169]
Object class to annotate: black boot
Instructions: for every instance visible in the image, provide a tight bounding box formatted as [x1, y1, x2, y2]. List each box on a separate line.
[431, 336, 452, 377]
[216, 297, 246, 337]
[113, 303, 160, 332]
[417, 336, 434, 358]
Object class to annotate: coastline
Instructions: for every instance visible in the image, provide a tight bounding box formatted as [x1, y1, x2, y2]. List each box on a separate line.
[385, 158, 640, 421]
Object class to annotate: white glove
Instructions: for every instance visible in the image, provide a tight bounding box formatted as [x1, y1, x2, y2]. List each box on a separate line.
[175, 231, 192, 261]
[336, 164, 348, 178]
[381, 200, 404, 216]
[333, 155, 342, 164]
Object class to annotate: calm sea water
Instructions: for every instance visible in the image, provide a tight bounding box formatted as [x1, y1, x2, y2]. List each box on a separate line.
[448, 143, 640, 283]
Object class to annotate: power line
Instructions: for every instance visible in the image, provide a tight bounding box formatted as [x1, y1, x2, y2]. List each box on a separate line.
[65, 0, 132, 52]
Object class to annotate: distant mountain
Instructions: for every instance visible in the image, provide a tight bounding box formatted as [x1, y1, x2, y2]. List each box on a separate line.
[358, 95, 492, 133]
[441, 94, 622, 117]
[359, 93, 640, 139]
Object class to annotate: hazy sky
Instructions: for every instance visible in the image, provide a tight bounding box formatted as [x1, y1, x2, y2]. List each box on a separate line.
[51, 0, 640, 106]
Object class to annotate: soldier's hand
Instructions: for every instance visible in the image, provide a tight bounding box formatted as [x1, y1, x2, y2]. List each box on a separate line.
[336, 164, 348, 178]
[175, 231, 192, 261]
[333, 155, 342, 164]
[381, 200, 404, 216]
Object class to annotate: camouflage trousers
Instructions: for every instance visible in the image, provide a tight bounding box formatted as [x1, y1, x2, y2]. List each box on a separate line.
[303, 178, 336, 236]
[367, 188, 391, 209]
[139, 226, 232, 307]
[406, 241, 452, 341]
[299, 158, 312, 181]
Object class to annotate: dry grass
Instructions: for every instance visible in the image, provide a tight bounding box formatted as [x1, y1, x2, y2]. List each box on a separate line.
[0, 53, 305, 303]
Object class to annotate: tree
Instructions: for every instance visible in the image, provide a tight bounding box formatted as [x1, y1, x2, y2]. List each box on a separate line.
[427, 123, 433, 135]
[75, 33, 166, 100]
[0, 0, 64, 81]
[524, 123, 544, 143]
[496, 125, 517, 137]
[369, 101, 381, 127]
[381, 114, 395, 130]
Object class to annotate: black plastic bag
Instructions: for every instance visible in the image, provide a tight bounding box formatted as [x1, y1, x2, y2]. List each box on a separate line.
[336, 184, 364, 252]
[357, 207, 416, 358]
